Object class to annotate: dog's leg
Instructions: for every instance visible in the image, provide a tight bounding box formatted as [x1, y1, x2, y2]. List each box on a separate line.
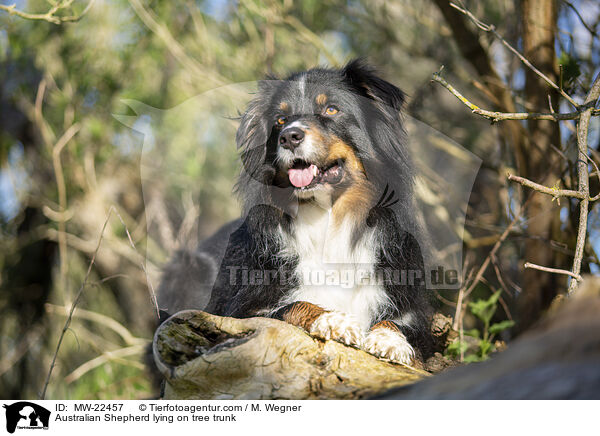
[363, 320, 415, 365]
[274, 301, 364, 347]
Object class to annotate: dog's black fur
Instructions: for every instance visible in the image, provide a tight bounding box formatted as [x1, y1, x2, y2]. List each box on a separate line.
[157, 59, 434, 361]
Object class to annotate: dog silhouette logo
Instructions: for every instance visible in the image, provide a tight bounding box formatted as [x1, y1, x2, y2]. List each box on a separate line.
[3, 402, 50, 433]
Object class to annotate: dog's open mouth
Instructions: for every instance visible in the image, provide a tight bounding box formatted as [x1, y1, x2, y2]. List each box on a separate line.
[287, 159, 344, 190]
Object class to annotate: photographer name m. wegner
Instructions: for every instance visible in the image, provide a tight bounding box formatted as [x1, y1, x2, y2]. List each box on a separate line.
[227, 265, 459, 288]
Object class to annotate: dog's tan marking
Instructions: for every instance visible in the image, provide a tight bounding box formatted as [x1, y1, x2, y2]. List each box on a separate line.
[326, 140, 373, 227]
[279, 101, 289, 112]
[371, 320, 401, 332]
[280, 301, 327, 331]
[303, 122, 325, 145]
[326, 140, 365, 174]
[316, 93, 328, 106]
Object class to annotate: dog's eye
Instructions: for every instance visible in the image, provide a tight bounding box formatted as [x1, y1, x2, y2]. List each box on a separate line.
[276, 116, 287, 125]
[325, 105, 339, 115]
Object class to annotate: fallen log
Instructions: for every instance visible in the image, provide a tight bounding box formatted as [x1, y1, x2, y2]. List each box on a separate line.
[153, 281, 600, 400]
[153, 310, 429, 399]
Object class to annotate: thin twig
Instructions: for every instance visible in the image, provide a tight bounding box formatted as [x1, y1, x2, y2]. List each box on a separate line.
[431, 71, 599, 121]
[64, 344, 147, 384]
[561, 0, 598, 39]
[453, 196, 531, 330]
[0, 3, 61, 24]
[497, 294, 513, 322]
[0, 0, 94, 24]
[491, 255, 514, 301]
[113, 209, 160, 318]
[524, 262, 583, 281]
[34, 79, 55, 149]
[40, 206, 115, 400]
[507, 173, 584, 199]
[453, 286, 465, 333]
[52, 123, 81, 301]
[57, 0, 96, 22]
[450, 1, 579, 108]
[434, 291, 457, 307]
[45, 303, 146, 346]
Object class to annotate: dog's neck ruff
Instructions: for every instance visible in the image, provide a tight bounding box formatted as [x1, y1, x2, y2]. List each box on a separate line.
[278, 200, 393, 329]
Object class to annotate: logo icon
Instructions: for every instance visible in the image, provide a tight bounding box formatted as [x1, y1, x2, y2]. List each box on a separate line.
[3, 402, 50, 433]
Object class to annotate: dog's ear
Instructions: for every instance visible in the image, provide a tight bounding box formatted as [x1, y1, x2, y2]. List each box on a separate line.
[236, 77, 279, 152]
[236, 79, 283, 194]
[237, 99, 264, 150]
[342, 58, 405, 111]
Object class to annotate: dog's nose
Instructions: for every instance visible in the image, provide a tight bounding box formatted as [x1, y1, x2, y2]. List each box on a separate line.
[279, 127, 305, 150]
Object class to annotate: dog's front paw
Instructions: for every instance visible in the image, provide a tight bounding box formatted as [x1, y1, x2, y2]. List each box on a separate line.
[364, 327, 415, 364]
[309, 311, 364, 347]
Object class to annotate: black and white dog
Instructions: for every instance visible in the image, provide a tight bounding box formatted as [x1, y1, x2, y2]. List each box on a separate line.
[158, 59, 434, 364]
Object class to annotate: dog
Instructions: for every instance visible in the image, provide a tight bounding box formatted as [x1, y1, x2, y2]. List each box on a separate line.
[157, 59, 434, 364]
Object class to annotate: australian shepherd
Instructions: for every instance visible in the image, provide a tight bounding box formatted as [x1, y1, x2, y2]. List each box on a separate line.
[158, 59, 434, 365]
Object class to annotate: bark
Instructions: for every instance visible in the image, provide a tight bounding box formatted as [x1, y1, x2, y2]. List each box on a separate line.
[153, 310, 429, 400]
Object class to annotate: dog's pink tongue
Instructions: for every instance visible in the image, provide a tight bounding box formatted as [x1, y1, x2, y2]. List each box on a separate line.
[288, 164, 316, 188]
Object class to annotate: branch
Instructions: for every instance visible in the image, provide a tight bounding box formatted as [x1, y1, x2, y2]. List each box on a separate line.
[524, 262, 583, 282]
[45, 303, 147, 347]
[561, 0, 598, 39]
[452, 200, 528, 331]
[0, 0, 95, 24]
[431, 71, 599, 122]
[64, 344, 147, 384]
[507, 174, 584, 200]
[568, 72, 600, 293]
[52, 122, 81, 295]
[450, 1, 579, 108]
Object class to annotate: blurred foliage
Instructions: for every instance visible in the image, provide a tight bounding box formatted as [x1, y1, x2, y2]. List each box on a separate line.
[0, 0, 598, 399]
[446, 290, 515, 362]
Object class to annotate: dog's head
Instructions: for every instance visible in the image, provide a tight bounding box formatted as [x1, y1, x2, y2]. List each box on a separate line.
[236, 59, 415, 225]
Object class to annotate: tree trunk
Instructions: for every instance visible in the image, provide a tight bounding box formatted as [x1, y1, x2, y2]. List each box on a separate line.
[433, 0, 566, 329]
[519, 0, 564, 330]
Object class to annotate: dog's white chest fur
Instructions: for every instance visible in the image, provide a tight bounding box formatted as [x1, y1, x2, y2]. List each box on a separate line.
[279, 202, 391, 329]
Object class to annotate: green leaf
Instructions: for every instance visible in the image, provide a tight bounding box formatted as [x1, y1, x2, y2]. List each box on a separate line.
[558, 52, 581, 91]
[468, 290, 502, 324]
[489, 320, 515, 335]
[446, 339, 468, 357]
[463, 328, 481, 338]
[478, 339, 494, 357]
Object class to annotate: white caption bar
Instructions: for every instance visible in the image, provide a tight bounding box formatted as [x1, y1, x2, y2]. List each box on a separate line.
[1, 400, 597, 435]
